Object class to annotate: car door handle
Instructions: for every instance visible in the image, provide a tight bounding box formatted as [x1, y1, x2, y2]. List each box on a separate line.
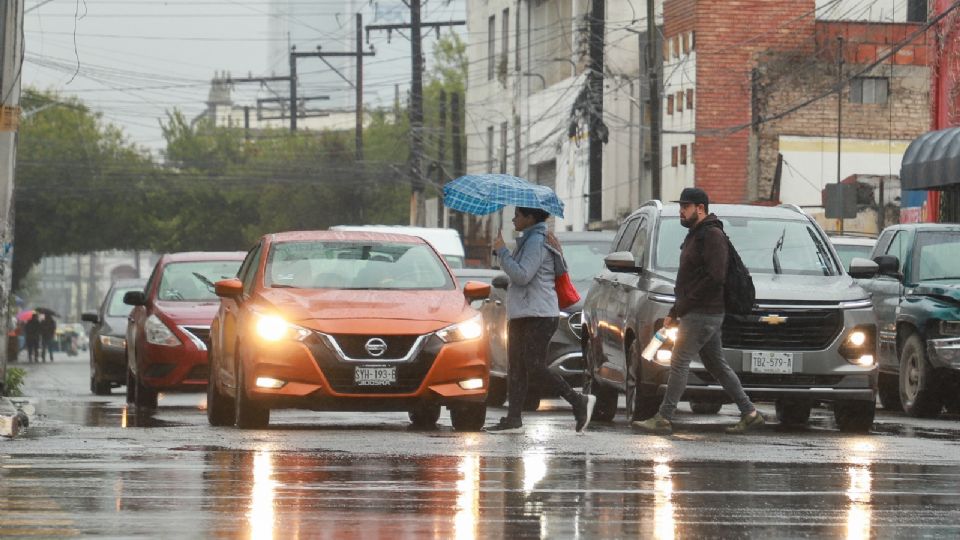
[611, 281, 621, 288]
[494, 300, 502, 306]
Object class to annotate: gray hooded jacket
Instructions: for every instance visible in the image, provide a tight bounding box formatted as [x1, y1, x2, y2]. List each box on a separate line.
[495, 221, 566, 320]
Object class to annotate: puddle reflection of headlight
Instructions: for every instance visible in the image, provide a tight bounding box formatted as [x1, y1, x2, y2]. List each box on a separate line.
[653, 456, 675, 540]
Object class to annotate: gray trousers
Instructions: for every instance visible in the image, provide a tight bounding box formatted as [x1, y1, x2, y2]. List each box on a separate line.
[659, 312, 756, 420]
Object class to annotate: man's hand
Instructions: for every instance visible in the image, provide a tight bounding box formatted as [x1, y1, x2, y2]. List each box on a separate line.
[545, 232, 563, 254]
[493, 232, 506, 252]
[662, 316, 675, 328]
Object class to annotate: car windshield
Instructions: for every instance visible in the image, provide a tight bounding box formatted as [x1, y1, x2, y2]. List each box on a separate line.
[655, 216, 839, 276]
[832, 244, 874, 271]
[107, 286, 142, 316]
[266, 241, 455, 290]
[914, 231, 960, 282]
[157, 261, 241, 301]
[564, 241, 611, 282]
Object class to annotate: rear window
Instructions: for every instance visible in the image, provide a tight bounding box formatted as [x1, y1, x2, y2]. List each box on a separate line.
[655, 216, 840, 276]
[266, 241, 455, 290]
[157, 261, 242, 301]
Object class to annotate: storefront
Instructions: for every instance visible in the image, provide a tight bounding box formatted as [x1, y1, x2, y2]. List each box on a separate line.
[900, 127, 960, 223]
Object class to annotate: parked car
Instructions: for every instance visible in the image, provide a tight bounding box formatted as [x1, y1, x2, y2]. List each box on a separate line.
[82, 278, 147, 395]
[206, 231, 491, 430]
[855, 223, 960, 418]
[582, 201, 878, 432]
[330, 225, 467, 269]
[481, 231, 616, 409]
[828, 234, 877, 271]
[124, 252, 246, 408]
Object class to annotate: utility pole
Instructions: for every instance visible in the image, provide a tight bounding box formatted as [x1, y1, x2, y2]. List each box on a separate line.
[587, 0, 605, 225]
[367, 16, 465, 227]
[450, 92, 464, 235]
[355, 13, 364, 160]
[836, 36, 844, 234]
[0, 0, 24, 390]
[436, 89, 447, 227]
[647, 0, 661, 201]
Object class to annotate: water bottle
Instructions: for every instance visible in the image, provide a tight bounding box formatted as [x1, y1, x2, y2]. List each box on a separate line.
[641, 330, 668, 361]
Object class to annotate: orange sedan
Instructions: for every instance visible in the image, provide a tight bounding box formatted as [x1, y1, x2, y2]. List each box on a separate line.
[207, 231, 491, 430]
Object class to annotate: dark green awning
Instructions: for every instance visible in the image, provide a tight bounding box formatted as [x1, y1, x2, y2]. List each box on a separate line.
[901, 127, 960, 191]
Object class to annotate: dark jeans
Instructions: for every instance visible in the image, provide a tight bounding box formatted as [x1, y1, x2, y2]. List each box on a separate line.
[42, 337, 55, 361]
[506, 317, 578, 419]
[658, 312, 756, 420]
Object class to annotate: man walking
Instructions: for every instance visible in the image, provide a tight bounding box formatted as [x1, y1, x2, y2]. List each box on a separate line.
[633, 188, 764, 435]
[40, 313, 57, 362]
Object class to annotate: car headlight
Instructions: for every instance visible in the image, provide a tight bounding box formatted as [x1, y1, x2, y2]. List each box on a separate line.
[437, 314, 484, 343]
[145, 315, 181, 347]
[99, 335, 126, 349]
[839, 325, 875, 364]
[254, 313, 311, 342]
[940, 320, 960, 337]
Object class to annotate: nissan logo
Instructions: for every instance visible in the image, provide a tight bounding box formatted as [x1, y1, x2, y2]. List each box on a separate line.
[365, 338, 388, 357]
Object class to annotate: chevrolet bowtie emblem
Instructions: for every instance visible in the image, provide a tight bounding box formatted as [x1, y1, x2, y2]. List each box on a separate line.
[759, 315, 788, 325]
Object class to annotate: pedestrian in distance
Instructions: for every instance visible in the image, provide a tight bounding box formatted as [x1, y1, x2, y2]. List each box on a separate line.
[40, 313, 57, 362]
[25, 312, 41, 364]
[633, 188, 765, 435]
[484, 206, 597, 434]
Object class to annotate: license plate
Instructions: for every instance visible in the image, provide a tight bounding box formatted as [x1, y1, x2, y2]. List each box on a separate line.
[354, 366, 396, 386]
[750, 352, 794, 374]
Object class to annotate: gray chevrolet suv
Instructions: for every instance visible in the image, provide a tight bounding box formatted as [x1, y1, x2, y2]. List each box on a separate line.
[581, 201, 879, 433]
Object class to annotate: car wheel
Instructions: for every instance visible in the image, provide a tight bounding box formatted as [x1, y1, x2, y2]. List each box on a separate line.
[626, 342, 659, 421]
[833, 400, 875, 433]
[207, 352, 236, 427]
[449, 402, 486, 432]
[775, 399, 812, 426]
[234, 360, 269, 429]
[125, 367, 135, 404]
[899, 334, 943, 418]
[583, 334, 618, 422]
[408, 403, 441, 429]
[134, 372, 158, 409]
[877, 373, 902, 411]
[92, 376, 111, 396]
[486, 376, 507, 407]
[689, 400, 723, 415]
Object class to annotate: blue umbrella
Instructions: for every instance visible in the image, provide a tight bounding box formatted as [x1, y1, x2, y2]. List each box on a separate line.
[443, 174, 565, 218]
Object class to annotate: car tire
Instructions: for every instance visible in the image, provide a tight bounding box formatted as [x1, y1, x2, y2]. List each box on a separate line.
[234, 361, 270, 429]
[91, 375, 111, 396]
[626, 342, 659, 421]
[408, 403, 441, 429]
[125, 367, 135, 404]
[899, 333, 943, 418]
[133, 372, 158, 409]
[689, 400, 723, 415]
[207, 353, 236, 427]
[775, 399, 811, 426]
[486, 376, 508, 407]
[877, 372, 902, 411]
[449, 402, 486, 432]
[833, 400, 875, 433]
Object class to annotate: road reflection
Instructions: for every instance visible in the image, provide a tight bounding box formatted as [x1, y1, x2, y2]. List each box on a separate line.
[653, 456, 676, 540]
[250, 450, 277, 540]
[845, 441, 874, 540]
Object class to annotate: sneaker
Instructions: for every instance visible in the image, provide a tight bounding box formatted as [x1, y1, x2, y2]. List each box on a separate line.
[725, 411, 765, 434]
[573, 394, 597, 433]
[631, 413, 672, 434]
[484, 417, 523, 433]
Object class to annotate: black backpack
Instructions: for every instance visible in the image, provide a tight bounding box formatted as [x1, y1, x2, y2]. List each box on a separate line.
[696, 227, 756, 315]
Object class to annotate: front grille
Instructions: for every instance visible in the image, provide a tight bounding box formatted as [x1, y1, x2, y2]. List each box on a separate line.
[696, 371, 843, 387]
[305, 334, 441, 394]
[722, 309, 843, 351]
[328, 334, 419, 360]
[182, 326, 211, 351]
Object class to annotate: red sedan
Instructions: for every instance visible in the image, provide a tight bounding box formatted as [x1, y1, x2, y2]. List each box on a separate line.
[124, 251, 246, 408]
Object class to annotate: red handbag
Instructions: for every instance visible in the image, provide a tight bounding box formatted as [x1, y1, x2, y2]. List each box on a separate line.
[555, 272, 581, 309]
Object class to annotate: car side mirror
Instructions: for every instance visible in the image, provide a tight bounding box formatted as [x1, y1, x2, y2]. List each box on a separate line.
[604, 251, 641, 273]
[873, 255, 902, 280]
[848, 257, 878, 279]
[463, 281, 491, 302]
[214, 278, 244, 298]
[122, 291, 146, 306]
[492, 274, 510, 290]
[81, 312, 99, 324]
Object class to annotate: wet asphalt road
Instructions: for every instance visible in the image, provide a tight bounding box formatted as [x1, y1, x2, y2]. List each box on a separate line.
[2, 355, 960, 538]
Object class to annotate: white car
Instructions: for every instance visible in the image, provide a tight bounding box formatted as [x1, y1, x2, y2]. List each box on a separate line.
[829, 235, 878, 272]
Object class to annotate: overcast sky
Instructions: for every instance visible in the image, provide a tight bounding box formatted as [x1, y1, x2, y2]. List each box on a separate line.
[22, 0, 464, 158]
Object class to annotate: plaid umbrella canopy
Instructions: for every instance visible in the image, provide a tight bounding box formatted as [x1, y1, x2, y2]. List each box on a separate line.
[443, 174, 565, 218]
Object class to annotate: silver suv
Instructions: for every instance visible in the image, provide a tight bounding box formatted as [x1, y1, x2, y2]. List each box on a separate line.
[581, 202, 879, 432]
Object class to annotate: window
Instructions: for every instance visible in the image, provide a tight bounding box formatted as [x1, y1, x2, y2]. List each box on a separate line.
[850, 77, 888, 104]
[486, 126, 494, 173]
[240, 244, 263, 294]
[630, 218, 649, 262]
[680, 145, 687, 165]
[663, 39, 670, 61]
[515, 5, 521, 70]
[667, 94, 674, 115]
[682, 33, 689, 54]
[907, 0, 927, 22]
[690, 31, 696, 51]
[676, 91, 684, 112]
[884, 231, 908, 274]
[487, 15, 496, 80]
[671, 146, 678, 167]
[513, 117, 521, 174]
[686, 89, 694, 109]
[502, 9, 509, 74]
[500, 122, 508, 173]
[673, 36, 680, 58]
[614, 218, 641, 252]
[689, 142, 694, 163]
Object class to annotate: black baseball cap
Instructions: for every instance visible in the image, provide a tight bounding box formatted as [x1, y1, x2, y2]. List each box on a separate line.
[672, 187, 709, 206]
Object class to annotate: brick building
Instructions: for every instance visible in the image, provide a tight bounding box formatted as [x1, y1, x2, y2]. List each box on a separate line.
[661, 0, 932, 212]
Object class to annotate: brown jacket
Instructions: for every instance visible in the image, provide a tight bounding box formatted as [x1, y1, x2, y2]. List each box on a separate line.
[668, 214, 728, 318]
